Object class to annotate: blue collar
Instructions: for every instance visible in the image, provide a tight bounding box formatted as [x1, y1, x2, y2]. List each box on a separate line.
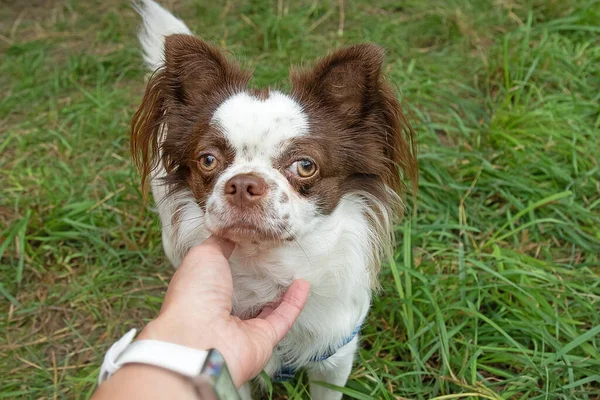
[273, 326, 361, 382]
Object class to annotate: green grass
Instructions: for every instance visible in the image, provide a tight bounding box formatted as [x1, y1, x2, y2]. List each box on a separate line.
[1, 0, 599, 399]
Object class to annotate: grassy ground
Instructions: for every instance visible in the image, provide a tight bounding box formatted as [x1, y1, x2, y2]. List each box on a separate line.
[1, 0, 599, 399]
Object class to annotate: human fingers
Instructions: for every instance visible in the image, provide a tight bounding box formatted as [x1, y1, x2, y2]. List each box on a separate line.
[198, 236, 236, 259]
[178, 236, 236, 276]
[256, 306, 275, 319]
[262, 280, 310, 345]
[165, 236, 236, 309]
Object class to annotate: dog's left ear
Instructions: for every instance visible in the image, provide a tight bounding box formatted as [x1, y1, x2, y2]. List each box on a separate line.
[290, 44, 385, 125]
[291, 44, 418, 195]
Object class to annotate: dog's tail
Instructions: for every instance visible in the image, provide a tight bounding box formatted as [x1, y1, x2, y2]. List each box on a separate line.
[132, 0, 192, 71]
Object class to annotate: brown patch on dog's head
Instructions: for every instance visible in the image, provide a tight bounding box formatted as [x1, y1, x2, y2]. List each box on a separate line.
[131, 34, 251, 197]
[288, 44, 417, 214]
[249, 87, 270, 101]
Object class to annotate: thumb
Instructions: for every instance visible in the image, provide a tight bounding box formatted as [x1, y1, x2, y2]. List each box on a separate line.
[263, 280, 310, 345]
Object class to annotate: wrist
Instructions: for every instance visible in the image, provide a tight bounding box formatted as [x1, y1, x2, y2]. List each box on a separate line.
[138, 316, 245, 387]
[138, 316, 214, 351]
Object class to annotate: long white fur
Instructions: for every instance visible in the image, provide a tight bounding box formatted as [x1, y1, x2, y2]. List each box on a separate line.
[134, 2, 395, 399]
[132, 0, 192, 70]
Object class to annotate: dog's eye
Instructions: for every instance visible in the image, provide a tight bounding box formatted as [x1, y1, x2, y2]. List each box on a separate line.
[198, 154, 218, 171]
[289, 159, 317, 178]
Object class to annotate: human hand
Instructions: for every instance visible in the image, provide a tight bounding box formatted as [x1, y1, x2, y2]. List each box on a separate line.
[137, 236, 310, 387]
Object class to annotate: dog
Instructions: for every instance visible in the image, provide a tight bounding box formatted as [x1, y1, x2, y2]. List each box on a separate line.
[131, 1, 417, 398]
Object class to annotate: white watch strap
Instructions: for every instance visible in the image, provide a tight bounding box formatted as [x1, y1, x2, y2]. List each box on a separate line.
[98, 328, 209, 384]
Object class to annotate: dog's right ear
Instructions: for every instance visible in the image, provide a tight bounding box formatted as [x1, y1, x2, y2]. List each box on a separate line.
[131, 66, 166, 197]
[131, 34, 251, 196]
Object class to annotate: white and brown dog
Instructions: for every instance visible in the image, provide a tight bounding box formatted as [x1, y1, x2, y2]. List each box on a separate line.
[131, 1, 417, 398]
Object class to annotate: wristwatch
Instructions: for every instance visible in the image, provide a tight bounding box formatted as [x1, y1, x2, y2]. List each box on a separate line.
[98, 329, 241, 400]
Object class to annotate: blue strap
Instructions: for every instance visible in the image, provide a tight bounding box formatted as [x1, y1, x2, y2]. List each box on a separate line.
[272, 326, 361, 382]
[272, 365, 296, 382]
[310, 325, 360, 362]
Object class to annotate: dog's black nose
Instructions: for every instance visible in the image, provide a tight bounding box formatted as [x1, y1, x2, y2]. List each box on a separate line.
[224, 174, 268, 208]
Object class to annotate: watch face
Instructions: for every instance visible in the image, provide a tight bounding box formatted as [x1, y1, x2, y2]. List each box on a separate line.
[200, 349, 241, 400]
[203, 350, 224, 381]
[213, 368, 239, 400]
